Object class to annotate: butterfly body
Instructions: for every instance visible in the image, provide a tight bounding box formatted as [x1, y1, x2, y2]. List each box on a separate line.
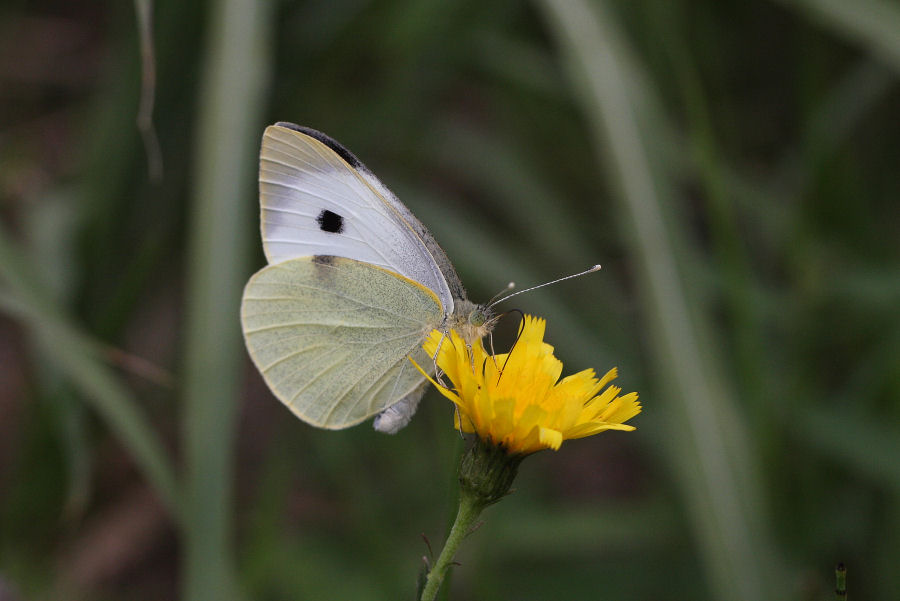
[241, 123, 491, 433]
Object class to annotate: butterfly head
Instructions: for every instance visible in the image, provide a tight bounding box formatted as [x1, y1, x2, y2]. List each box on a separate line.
[449, 300, 495, 345]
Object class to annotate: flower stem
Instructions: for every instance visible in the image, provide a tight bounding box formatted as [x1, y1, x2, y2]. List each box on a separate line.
[420, 492, 484, 601]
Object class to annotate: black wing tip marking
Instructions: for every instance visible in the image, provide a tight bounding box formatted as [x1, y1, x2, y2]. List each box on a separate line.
[273, 122, 364, 170]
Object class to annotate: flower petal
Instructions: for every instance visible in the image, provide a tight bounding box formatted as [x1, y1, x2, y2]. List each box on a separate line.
[424, 315, 640, 454]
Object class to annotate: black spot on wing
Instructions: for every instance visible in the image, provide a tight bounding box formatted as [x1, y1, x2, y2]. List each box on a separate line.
[317, 209, 344, 233]
[312, 255, 336, 266]
[274, 122, 364, 169]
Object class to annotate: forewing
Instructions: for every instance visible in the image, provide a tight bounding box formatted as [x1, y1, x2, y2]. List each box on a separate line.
[240, 256, 443, 429]
[259, 124, 456, 310]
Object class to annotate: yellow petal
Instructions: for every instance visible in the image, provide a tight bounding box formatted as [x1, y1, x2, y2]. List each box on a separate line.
[424, 315, 640, 454]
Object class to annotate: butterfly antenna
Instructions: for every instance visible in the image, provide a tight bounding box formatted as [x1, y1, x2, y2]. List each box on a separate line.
[488, 265, 602, 308]
[486, 281, 515, 307]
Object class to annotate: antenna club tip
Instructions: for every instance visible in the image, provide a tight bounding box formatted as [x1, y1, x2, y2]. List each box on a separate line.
[590, 264, 602, 271]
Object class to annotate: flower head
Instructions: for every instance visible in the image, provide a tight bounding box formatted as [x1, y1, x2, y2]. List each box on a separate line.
[417, 315, 641, 456]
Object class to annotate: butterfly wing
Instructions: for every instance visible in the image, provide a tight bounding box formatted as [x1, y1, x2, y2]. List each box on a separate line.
[240, 256, 442, 429]
[259, 123, 465, 312]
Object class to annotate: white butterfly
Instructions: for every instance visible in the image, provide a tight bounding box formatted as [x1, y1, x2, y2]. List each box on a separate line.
[240, 123, 492, 433]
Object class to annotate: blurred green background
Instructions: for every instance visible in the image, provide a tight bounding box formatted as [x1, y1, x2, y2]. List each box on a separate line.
[1, 0, 899, 600]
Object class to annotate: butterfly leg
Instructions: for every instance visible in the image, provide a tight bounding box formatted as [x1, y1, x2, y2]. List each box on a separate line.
[431, 331, 450, 388]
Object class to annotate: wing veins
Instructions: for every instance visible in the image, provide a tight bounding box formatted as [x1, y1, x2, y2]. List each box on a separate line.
[260, 344, 329, 372]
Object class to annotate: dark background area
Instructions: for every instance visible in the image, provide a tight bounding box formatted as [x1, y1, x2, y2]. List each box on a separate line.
[1, 0, 898, 600]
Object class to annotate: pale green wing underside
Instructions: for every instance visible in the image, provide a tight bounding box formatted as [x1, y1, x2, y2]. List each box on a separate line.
[240, 256, 443, 429]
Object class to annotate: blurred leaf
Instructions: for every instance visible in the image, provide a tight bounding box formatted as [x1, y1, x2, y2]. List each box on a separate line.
[0, 228, 180, 518]
[796, 405, 900, 491]
[472, 30, 565, 98]
[773, 0, 900, 74]
[535, 0, 783, 599]
[477, 495, 680, 556]
[430, 122, 593, 265]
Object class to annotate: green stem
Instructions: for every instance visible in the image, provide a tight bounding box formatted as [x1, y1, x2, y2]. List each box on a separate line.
[420, 492, 485, 601]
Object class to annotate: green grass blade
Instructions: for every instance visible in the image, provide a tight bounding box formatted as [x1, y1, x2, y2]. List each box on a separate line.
[180, 0, 272, 598]
[535, 1, 781, 599]
[0, 226, 181, 518]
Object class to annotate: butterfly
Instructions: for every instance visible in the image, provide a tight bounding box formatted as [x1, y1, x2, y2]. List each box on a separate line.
[240, 123, 493, 433]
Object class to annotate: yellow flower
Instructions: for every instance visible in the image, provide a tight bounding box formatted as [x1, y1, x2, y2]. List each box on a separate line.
[416, 315, 641, 455]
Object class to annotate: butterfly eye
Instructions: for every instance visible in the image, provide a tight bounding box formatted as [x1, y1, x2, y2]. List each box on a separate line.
[468, 308, 487, 327]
